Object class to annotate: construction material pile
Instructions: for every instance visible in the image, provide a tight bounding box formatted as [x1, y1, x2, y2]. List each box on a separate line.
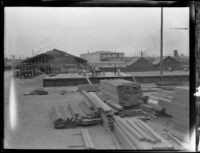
[81, 129, 95, 149]
[52, 104, 76, 129]
[24, 88, 48, 96]
[100, 79, 143, 107]
[159, 87, 189, 132]
[52, 102, 102, 129]
[82, 91, 115, 131]
[113, 116, 174, 150]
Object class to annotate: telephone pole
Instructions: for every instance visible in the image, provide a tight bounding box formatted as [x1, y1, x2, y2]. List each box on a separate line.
[160, 7, 164, 78]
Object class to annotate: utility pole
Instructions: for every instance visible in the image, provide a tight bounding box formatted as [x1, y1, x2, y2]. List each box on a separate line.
[160, 7, 164, 78]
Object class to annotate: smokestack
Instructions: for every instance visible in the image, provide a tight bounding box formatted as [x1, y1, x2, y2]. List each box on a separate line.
[173, 50, 179, 57]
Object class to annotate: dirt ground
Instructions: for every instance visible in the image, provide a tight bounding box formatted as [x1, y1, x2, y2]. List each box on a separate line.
[4, 71, 116, 149]
[4, 70, 189, 149]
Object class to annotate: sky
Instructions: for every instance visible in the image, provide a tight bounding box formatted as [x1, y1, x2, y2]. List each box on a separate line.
[4, 7, 189, 58]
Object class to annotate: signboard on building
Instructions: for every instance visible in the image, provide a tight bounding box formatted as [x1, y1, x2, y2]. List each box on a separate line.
[100, 53, 124, 61]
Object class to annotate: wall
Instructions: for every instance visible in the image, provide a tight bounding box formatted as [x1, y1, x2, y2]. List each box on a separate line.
[80, 52, 101, 63]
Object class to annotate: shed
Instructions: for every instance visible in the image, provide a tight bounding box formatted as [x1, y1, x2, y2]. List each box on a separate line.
[152, 56, 183, 71]
[123, 56, 155, 72]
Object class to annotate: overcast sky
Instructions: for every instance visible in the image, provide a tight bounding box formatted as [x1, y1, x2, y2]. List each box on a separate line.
[5, 7, 189, 58]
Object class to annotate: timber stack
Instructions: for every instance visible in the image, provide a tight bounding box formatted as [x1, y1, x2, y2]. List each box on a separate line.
[82, 90, 115, 131]
[52, 104, 76, 129]
[81, 129, 95, 149]
[113, 116, 174, 149]
[52, 102, 102, 128]
[158, 87, 189, 132]
[100, 79, 143, 107]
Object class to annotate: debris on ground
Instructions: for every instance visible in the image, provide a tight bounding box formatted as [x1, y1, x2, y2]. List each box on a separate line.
[24, 88, 48, 96]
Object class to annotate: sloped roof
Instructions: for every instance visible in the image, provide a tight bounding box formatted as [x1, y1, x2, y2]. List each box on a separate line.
[22, 49, 87, 63]
[176, 56, 189, 63]
[126, 56, 153, 66]
[152, 56, 180, 65]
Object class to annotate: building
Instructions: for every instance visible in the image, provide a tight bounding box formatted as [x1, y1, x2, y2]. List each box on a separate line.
[99, 56, 155, 72]
[19, 49, 88, 78]
[124, 56, 155, 72]
[4, 58, 23, 69]
[80, 51, 125, 67]
[152, 56, 183, 71]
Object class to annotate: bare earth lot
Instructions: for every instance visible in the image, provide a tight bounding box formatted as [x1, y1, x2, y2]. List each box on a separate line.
[4, 71, 189, 149]
[4, 71, 116, 149]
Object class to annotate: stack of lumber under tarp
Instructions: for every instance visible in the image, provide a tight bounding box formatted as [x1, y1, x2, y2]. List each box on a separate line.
[113, 116, 174, 150]
[100, 79, 143, 107]
[52, 104, 76, 129]
[158, 87, 189, 132]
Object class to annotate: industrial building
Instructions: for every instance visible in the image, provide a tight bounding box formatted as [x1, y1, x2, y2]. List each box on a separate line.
[18, 49, 88, 78]
[152, 56, 183, 71]
[80, 51, 125, 67]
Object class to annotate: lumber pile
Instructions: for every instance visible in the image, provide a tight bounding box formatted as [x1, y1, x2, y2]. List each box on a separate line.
[159, 87, 189, 132]
[82, 90, 115, 131]
[113, 116, 174, 150]
[101, 112, 114, 131]
[81, 129, 95, 149]
[119, 109, 144, 117]
[100, 79, 143, 107]
[52, 104, 76, 129]
[141, 83, 161, 92]
[52, 102, 102, 128]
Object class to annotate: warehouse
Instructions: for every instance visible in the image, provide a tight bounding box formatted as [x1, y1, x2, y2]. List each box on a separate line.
[80, 51, 125, 67]
[152, 56, 183, 71]
[99, 57, 155, 72]
[19, 49, 88, 78]
[124, 57, 155, 72]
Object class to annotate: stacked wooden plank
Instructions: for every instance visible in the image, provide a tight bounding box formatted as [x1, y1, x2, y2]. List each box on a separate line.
[82, 90, 113, 114]
[141, 83, 161, 92]
[166, 130, 189, 149]
[104, 99, 124, 111]
[82, 90, 114, 130]
[101, 112, 114, 131]
[81, 129, 95, 149]
[52, 104, 75, 129]
[119, 109, 144, 117]
[113, 116, 174, 150]
[100, 79, 143, 107]
[159, 87, 189, 132]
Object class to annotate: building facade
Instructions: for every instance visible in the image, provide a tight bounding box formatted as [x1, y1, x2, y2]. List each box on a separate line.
[80, 51, 125, 67]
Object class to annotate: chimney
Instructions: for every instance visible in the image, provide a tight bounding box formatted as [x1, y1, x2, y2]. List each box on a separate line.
[173, 50, 179, 57]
